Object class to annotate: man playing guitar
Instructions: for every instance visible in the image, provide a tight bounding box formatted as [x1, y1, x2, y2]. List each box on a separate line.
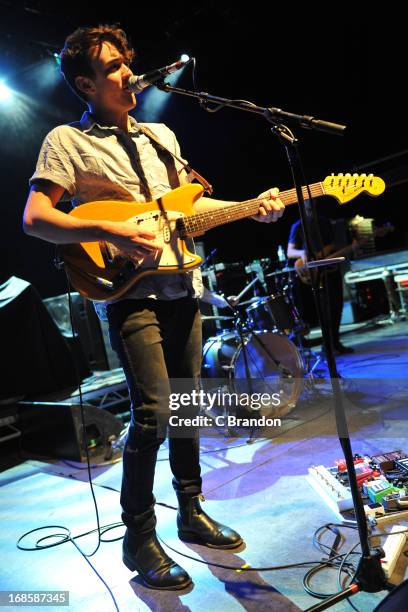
[287, 214, 355, 355]
[23, 24, 285, 591]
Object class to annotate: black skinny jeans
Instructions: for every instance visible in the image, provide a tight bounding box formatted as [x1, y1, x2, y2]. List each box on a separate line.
[107, 296, 203, 535]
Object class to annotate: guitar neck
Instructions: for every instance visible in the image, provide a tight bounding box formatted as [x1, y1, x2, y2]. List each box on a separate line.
[180, 182, 326, 236]
[329, 243, 355, 259]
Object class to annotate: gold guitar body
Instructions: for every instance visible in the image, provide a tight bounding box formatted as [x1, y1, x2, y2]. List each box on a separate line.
[60, 184, 205, 302]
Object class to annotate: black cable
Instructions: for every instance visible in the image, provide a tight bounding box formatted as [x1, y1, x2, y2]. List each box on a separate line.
[19, 480, 404, 608]
[301, 523, 365, 610]
[302, 522, 408, 610]
[65, 286, 102, 557]
[337, 542, 362, 612]
[191, 56, 198, 92]
[18, 514, 359, 578]
[16, 280, 119, 612]
[158, 533, 360, 573]
[200, 97, 259, 114]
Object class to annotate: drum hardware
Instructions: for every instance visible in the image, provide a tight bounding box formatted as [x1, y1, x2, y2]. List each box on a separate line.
[234, 296, 260, 307]
[245, 259, 269, 294]
[221, 275, 261, 309]
[265, 266, 297, 277]
[200, 247, 218, 271]
[200, 259, 326, 438]
[292, 330, 326, 380]
[202, 261, 244, 273]
[279, 267, 331, 378]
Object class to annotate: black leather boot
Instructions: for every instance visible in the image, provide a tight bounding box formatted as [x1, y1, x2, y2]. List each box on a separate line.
[123, 528, 192, 590]
[176, 493, 243, 549]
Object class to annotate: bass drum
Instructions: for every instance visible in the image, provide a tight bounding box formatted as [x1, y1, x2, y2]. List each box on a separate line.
[202, 330, 304, 415]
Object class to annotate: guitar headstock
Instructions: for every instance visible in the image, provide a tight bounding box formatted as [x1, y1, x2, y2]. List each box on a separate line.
[323, 173, 386, 204]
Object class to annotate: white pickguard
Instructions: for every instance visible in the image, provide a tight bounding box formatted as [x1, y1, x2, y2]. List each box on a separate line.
[105, 209, 195, 270]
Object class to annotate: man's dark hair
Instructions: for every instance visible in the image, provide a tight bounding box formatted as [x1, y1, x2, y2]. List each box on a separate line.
[59, 24, 135, 101]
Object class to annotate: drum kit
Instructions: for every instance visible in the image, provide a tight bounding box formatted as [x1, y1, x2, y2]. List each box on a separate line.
[201, 259, 323, 418]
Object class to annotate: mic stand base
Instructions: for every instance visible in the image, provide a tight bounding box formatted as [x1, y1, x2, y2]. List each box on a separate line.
[305, 550, 389, 612]
[354, 550, 388, 593]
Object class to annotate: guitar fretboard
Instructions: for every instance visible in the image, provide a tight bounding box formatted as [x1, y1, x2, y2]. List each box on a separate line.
[179, 182, 325, 236]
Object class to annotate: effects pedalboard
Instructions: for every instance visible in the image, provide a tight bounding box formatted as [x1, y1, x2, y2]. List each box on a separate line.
[307, 451, 408, 578]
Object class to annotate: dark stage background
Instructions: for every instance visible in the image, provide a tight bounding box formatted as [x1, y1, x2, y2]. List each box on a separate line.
[1, 2, 407, 296]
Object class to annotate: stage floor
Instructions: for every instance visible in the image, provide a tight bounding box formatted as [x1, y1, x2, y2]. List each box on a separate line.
[1, 320, 408, 611]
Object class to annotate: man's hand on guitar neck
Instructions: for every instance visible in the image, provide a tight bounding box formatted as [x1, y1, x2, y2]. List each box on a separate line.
[251, 187, 285, 223]
[195, 186, 285, 223]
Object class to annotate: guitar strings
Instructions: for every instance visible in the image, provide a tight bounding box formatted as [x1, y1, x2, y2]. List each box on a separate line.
[111, 181, 374, 240]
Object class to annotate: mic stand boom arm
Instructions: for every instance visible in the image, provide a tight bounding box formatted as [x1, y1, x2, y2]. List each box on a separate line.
[156, 82, 346, 135]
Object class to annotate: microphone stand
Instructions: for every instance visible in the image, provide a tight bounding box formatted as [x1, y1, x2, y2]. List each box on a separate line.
[157, 80, 388, 604]
[275, 129, 387, 606]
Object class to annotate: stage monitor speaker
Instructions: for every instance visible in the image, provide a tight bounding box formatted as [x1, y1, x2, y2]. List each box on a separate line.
[19, 401, 124, 462]
[43, 292, 120, 371]
[0, 277, 80, 400]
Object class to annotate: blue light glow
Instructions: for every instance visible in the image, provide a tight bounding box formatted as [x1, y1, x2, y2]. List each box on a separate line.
[0, 81, 12, 102]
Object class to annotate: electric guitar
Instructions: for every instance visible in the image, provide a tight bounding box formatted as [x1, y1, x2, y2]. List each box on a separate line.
[60, 173, 385, 302]
[294, 219, 394, 284]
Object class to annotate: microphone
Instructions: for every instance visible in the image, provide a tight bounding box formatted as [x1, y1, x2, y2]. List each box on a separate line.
[127, 59, 190, 93]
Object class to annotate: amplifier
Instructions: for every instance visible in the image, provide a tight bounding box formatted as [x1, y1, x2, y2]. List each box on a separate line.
[18, 401, 124, 462]
[345, 269, 391, 284]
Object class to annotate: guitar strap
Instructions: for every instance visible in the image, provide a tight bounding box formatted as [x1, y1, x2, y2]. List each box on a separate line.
[139, 125, 213, 195]
[138, 125, 209, 296]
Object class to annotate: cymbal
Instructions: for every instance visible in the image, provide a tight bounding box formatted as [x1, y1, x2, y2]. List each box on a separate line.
[201, 315, 234, 320]
[266, 267, 295, 277]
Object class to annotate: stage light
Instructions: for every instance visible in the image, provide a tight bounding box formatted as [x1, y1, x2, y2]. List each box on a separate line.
[0, 81, 12, 102]
[180, 54, 190, 62]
